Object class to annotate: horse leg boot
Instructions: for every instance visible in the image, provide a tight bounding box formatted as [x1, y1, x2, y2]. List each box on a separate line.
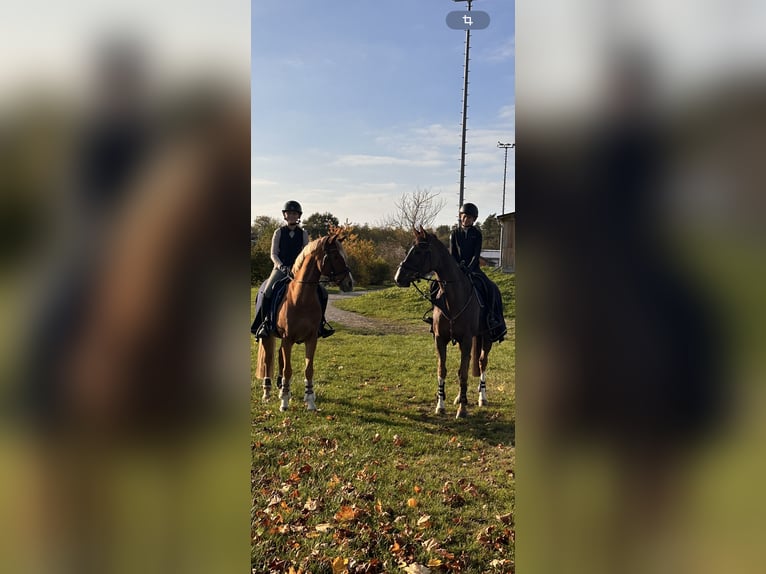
[478, 372, 488, 406]
[304, 380, 316, 411]
[279, 379, 291, 411]
[262, 378, 271, 401]
[436, 377, 447, 415]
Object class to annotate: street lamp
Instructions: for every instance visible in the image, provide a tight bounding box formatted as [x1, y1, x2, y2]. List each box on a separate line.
[497, 141, 515, 214]
[497, 141, 514, 269]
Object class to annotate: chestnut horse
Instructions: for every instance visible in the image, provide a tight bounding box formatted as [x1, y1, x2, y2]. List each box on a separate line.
[394, 226, 492, 418]
[257, 233, 353, 411]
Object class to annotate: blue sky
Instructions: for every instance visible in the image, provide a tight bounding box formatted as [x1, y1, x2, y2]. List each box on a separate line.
[252, 0, 515, 228]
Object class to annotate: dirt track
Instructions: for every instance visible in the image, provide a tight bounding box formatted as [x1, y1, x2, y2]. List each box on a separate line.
[326, 292, 424, 335]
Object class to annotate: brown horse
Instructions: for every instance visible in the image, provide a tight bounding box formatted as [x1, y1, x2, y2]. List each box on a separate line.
[394, 226, 492, 418]
[257, 233, 353, 411]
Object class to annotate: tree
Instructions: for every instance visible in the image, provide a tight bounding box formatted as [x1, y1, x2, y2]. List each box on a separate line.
[251, 215, 281, 244]
[384, 187, 447, 230]
[434, 224, 453, 248]
[302, 212, 339, 239]
[480, 213, 501, 249]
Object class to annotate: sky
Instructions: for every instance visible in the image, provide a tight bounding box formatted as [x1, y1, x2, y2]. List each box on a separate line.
[251, 0, 515, 229]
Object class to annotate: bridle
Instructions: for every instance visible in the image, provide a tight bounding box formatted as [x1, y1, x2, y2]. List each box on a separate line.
[319, 244, 352, 283]
[398, 238, 477, 340]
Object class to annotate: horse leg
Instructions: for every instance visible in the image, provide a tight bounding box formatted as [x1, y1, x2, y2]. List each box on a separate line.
[258, 336, 274, 401]
[303, 336, 318, 411]
[435, 337, 448, 415]
[476, 337, 491, 407]
[279, 341, 293, 411]
[455, 339, 471, 419]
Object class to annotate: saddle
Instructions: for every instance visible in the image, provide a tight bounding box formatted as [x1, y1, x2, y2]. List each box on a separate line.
[251, 276, 290, 336]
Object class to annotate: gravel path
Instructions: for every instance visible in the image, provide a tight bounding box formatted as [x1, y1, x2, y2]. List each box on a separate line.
[326, 292, 424, 335]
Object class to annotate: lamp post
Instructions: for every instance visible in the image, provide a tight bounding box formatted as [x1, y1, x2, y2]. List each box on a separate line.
[497, 141, 514, 269]
[497, 141, 514, 214]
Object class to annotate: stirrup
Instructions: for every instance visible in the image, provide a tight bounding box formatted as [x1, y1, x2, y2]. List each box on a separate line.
[319, 321, 335, 338]
[422, 309, 434, 324]
[254, 320, 270, 340]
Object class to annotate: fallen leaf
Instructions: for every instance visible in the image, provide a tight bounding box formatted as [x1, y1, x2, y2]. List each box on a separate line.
[372, 432, 381, 443]
[331, 556, 348, 574]
[427, 558, 443, 568]
[403, 564, 431, 574]
[407, 498, 418, 508]
[422, 537, 440, 553]
[315, 523, 333, 532]
[413, 485, 422, 494]
[496, 512, 513, 525]
[334, 505, 362, 522]
[393, 434, 405, 446]
[416, 514, 432, 528]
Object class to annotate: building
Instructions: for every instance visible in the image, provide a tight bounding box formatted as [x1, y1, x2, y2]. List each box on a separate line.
[497, 212, 515, 272]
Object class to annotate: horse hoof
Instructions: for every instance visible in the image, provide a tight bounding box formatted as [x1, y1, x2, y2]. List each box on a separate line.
[435, 407, 446, 415]
[262, 391, 270, 402]
[478, 398, 488, 407]
[305, 393, 317, 411]
[456, 407, 468, 419]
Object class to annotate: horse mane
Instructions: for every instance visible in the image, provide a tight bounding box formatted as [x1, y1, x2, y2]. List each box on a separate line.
[291, 236, 325, 274]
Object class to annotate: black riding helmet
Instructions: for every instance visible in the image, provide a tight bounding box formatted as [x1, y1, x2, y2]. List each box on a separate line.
[459, 202, 479, 218]
[282, 200, 303, 216]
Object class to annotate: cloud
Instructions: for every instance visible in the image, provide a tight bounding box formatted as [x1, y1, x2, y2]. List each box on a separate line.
[251, 178, 279, 187]
[333, 154, 444, 168]
[499, 104, 515, 120]
[487, 38, 515, 62]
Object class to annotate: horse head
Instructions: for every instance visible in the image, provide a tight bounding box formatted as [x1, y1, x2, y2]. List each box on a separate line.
[394, 225, 435, 287]
[320, 233, 354, 292]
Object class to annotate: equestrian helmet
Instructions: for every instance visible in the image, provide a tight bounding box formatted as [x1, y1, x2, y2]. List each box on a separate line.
[459, 202, 479, 218]
[282, 200, 303, 215]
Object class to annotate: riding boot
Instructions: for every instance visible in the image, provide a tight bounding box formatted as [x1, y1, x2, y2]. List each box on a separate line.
[318, 318, 335, 338]
[317, 285, 334, 338]
[254, 295, 271, 339]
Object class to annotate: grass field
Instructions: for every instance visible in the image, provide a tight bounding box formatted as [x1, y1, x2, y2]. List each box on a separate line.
[251, 272, 515, 573]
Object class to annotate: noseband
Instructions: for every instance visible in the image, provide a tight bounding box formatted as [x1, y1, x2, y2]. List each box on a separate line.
[397, 241, 432, 279]
[320, 244, 351, 282]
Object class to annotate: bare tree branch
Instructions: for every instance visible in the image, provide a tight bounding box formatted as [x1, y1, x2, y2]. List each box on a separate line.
[383, 187, 447, 230]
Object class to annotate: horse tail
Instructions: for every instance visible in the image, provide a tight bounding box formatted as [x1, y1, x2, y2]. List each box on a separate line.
[471, 334, 483, 378]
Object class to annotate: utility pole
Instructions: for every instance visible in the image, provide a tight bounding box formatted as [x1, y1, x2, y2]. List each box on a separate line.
[497, 141, 514, 269]
[454, 0, 473, 215]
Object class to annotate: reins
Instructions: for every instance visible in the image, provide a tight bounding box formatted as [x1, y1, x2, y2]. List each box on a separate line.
[399, 239, 478, 343]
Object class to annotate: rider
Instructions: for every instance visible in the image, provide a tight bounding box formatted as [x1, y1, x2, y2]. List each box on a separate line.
[252, 200, 334, 339]
[425, 203, 507, 342]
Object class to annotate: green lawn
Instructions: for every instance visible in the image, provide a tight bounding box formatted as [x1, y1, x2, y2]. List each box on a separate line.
[251, 274, 515, 573]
